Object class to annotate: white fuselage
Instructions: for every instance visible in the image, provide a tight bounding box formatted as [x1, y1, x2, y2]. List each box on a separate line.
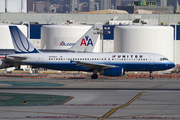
[7, 52, 175, 72]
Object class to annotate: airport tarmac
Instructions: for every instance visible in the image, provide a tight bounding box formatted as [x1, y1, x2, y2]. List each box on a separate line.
[0, 77, 180, 120]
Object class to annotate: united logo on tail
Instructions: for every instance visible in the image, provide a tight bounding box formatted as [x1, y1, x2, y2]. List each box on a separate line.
[9, 26, 39, 54]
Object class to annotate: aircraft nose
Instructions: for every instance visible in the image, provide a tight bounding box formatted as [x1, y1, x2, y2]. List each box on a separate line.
[168, 62, 175, 69]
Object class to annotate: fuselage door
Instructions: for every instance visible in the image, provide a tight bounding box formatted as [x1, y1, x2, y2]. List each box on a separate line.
[149, 54, 154, 65]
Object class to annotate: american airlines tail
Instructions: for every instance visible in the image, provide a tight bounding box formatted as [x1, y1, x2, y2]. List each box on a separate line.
[69, 23, 102, 52]
[9, 26, 39, 54]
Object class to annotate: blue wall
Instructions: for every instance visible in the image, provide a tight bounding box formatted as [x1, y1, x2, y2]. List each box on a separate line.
[30, 24, 43, 39]
[176, 25, 180, 40]
[24, 24, 46, 39]
[103, 25, 115, 40]
[171, 25, 180, 40]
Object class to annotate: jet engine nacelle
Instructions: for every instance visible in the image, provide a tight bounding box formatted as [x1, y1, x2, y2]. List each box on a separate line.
[0, 60, 13, 69]
[100, 67, 124, 76]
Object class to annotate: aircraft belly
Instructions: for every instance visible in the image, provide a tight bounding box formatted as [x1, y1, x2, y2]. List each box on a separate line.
[125, 63, 169, 71]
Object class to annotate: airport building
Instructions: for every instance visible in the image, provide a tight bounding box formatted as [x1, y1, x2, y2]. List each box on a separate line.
[89, 0, 95, 11]
[101, 0, 111, 10]
[117, 6, 174, 14]
[70, 0, 79, 13]
[0, 0, 27, 13]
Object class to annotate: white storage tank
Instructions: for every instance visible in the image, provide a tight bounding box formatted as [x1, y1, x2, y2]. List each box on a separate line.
[41, 24, 100, 52]
[0, 0, 27, 13]
[0, 24, 27, 49]
[114, 25, 174, 62]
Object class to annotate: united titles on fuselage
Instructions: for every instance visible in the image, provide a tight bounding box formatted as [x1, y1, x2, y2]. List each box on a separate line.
[116, 55, 143, 59]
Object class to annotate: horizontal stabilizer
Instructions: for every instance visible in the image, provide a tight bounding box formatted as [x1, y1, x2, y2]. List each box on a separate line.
[4, 55, 27, 62]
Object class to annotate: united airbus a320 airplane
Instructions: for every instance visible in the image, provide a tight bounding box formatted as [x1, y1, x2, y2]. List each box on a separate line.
[0, 25, 175, 79]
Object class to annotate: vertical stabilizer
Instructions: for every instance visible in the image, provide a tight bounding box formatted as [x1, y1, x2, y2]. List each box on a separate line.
[9, 26, 39, 54]
[69, 23, 102, 52]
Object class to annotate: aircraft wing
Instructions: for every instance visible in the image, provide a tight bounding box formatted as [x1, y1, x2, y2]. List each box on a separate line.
[3, 55, 27, 62]
[72, 60, 118, 70]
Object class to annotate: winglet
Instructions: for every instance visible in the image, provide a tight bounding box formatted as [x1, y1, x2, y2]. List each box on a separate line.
[69, 23, 102, 52]
[9, 26, 39, 54]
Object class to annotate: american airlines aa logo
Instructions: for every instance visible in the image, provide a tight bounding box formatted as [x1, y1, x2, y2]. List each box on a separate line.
[80, 36, 93, 46]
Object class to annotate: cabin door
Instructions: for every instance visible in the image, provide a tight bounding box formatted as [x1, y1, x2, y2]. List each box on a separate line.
[149, 54, 154, 65]
[38, 54, 43, 64]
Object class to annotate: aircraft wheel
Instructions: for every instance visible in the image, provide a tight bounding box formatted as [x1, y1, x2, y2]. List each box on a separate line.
[91, 74, 98, 79]
[150, 76, 154, 80]
[149, 71, 154, 80]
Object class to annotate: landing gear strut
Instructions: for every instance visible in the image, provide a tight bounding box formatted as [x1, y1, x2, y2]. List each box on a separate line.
[91, 73, 98, 79]
[91, 69, 98, 79]
[150, 71, 154, 80]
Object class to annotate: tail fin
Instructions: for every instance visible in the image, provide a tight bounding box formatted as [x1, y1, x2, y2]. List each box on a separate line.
[69, 23, 102, 52]
[9, 26, 39, 54]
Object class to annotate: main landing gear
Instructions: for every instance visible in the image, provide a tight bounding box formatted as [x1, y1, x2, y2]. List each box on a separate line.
[150, 71, 154, 80]
[91, 73, 98, 79]
[91, 69, 98, 79]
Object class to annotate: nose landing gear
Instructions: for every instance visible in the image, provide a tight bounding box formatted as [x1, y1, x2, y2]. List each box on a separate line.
[150, 71, 154, 79]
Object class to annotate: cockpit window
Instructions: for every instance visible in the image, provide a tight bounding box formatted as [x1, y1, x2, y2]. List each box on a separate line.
[160, 58, 168, 61]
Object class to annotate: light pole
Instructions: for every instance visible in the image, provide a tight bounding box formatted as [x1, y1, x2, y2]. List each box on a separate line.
[93, 26, 110, 53]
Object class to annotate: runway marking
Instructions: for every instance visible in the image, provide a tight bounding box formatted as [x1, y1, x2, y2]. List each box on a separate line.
[68, 104, 117, 106]
[110, 112, 180, 118]
[98, 84, 162, 120]
[26, 116, 78, 118]
[0, 110, 98, 118]
[98, 90, 147, 120]
[132, 116, 180, 119]
[137, 97, 180, 103]
[59, 96, 74, 105]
